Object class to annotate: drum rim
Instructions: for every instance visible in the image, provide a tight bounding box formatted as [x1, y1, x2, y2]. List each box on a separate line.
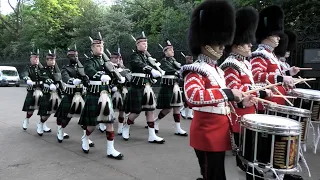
[289, 88, 320, 101]
[266, 104, 312, 117]
[241, 114, 301, 135]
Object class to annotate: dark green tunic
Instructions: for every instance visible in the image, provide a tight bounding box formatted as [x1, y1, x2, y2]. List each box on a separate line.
[156, 57, 181, 109]
[37, 66, 62, 116]
[22, 64, 45, 112]
[78, 55, 114, 126]
[54, 63, 86, 120]
[111, 64, 131, 111]
[124, 50, 159, 114]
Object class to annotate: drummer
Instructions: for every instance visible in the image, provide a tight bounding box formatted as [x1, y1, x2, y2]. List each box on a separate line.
[274, 31, 300, 77]
[250, 5, 296, 112]
[220, 7, 273, 180]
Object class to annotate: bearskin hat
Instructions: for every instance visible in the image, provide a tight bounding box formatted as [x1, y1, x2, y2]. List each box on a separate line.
[188, 0, 236, 56]
[233, 6, 259, 45]
[256, 5, 284, 43]
[274, 32, 288, 57]
[285, 30, 297, 51]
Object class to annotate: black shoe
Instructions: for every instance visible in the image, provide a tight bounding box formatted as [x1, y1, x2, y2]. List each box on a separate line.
[107, 154, 124, 160]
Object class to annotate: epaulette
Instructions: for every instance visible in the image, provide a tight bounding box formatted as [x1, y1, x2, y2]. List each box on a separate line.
[219, 56, 241, 73]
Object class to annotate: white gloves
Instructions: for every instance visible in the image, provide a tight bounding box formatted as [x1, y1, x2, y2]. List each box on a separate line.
[289, 66, 300, 76]
[151, 69, 162, 78]
[73, 78, 82, 85]
[101, 75, 111, 83]
[264, 89, 273, 97]
[118, 76, 125, 84]
[111, 86, 118, 92]
[50, 84, 57, 91]
[283, 76, 294, 86]
[26, 80, 33, 85]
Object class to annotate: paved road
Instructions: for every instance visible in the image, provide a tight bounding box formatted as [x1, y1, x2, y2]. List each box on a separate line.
[0, 87, 319, 180]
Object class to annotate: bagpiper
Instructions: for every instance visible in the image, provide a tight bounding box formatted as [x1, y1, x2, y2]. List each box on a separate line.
[153, 39, 187, 136]
[219, 7, 272, 180]
[122, 32, 165, 143]
[109, 51, 131, 135]
[180, 1, 254, 179]
[250, 5, 296, 111]
[37, 50, 63, 136]
[54, 46, 92, 144]
[21, 49, 51, 133]
[180, 55, 194, 120]
[78, 33, 125, 159]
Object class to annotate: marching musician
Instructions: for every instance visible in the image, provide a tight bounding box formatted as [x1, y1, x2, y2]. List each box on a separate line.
[109, 52, 131, 135]
[180, 55, 194, 120]
[277, 30, 299, 75]
[54, 47, 92, 144]
[219, 7, 272, 180]
[153, 39, 187, 136]
[180, 1, 254, 179]
[37, 50, 63, 136]
[78, 35, 125, 159]
[21, 50, 50, 133]
[122, 32, 165, 144]
[250, 5, 296, 112]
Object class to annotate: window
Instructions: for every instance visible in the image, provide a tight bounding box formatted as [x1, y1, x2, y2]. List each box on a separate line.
[2, 70, 18, 76]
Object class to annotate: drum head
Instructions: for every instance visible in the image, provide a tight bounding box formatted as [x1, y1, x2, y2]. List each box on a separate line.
[266, 104, 311, 117]
[290, 88, 320, 101]
[241, 114, 301, 135]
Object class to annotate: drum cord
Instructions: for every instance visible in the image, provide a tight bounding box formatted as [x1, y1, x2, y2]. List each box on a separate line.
[299, 148, 312, 177]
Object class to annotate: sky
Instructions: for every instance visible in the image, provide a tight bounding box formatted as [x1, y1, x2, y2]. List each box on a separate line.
[0, 0, 116, 15]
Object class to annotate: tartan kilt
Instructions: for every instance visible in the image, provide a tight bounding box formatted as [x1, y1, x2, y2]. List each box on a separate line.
[37, 93, 51, 116]
[156, 85, 175, 109]
[124, 85, 155, 114]
[22, 91, 35, 112]
[54, 94, 73, 119]
[78, 92, 114, 126]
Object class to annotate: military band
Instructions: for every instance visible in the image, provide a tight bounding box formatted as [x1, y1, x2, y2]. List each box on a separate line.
[18, 1, 309, 179]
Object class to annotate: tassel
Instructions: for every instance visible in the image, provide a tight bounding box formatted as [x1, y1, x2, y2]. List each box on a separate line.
[75, 101, 82, 114]
[103, 102, 110, 116]
[142, 92, 148, 105]
[177, 91, 182, 103]
[70, 103, 76, 114]
[171, 93, 176, 104]
[97, 102, 102, 116]
[149, 93, 154, 105]
[54, 100, 58, 110]
[48, 99, 53, 112]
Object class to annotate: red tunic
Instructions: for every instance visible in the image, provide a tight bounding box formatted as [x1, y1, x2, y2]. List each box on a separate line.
[181, 56, 233, 152]
[250, 45, 286, 107]
[220, 55, 257, 133]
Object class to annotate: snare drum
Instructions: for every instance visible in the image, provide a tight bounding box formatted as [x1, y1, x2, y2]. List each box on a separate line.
[239, 114, 301, 173]
[289, 88, 320, 121]
[265, 104, 311, 145]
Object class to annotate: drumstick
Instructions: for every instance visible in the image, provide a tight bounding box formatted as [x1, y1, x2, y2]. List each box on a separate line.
[298, 76, 311, 88]
[243, 82, 282, 95]
[253, 97, 277, 104]
[293, 78, 316, 85]
[272, 95, 297, 99]
[297, 68, 312, 70]
[266, 80, 294, 106]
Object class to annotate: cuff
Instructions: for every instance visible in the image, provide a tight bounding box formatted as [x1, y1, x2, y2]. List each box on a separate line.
[143, 66, 153, 74]
[222, 89, 235, 101]
[276, 75, 284, 83]
[285, 70, 291, 76]
[259, 90, 267, 99]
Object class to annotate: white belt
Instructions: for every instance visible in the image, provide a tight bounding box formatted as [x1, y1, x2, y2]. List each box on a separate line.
[162, 75, 177, 79]
[89, 81, 109, 85]
[192, 106, 231, 115]
[131, 73, 147, 78]
[65, 84, 83, 88]
[31, 81, 43, 85]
